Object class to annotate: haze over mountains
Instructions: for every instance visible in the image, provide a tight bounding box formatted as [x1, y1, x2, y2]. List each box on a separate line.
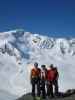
[0, 29, 75, 99]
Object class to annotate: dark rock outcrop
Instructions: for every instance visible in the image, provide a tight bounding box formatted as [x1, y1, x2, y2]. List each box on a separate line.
[16, 89, 75, 100]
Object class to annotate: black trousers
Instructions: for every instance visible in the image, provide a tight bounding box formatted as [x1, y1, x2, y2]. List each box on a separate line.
[40, 80, 46, 98]
[53, 80, 58, 95]
[47, 80, 58, 97]
[47, 81, 53, 97]
[31, 78, 40, 97]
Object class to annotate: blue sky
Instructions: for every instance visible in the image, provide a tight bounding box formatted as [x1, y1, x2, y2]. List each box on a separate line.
[0, 0, 75, 37]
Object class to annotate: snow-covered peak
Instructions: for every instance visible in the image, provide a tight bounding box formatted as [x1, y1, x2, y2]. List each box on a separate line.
[0, 29, 75, 56]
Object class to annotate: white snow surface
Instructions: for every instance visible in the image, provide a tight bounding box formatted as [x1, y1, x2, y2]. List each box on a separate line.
[0, 29, 75, 98]
[0, 90, 17, 100]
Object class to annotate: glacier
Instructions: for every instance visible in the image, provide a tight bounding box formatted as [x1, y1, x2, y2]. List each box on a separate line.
[0, 29, 75, 99]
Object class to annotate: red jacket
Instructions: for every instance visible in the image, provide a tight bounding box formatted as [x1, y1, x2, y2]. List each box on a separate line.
[47, 68, 58, 81]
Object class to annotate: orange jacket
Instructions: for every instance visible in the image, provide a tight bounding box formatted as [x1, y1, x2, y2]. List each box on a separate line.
[31, 68, 41, 79]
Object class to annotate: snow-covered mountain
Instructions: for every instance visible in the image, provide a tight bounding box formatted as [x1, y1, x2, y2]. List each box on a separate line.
[0, 29, 75, 99]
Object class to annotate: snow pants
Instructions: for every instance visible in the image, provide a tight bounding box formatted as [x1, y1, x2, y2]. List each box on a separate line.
[47, 80, 58, 97]
[31, 78, 40, 97]
[40, 79, 46, 98]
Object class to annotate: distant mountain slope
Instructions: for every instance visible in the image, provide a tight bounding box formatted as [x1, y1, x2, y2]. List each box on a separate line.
[0, 29, 75, 98]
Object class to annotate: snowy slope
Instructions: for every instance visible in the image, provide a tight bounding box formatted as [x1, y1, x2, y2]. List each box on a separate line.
[0, 29, 75, 98]
[0, 90, 17, 100]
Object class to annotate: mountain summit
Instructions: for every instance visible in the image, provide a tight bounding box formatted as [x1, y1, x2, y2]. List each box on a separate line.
[0, 29, 75, 98]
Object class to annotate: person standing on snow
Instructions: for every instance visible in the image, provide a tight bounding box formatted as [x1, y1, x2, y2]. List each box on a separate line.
[30, 62, 41, 98]
[47, 64, 59, 97]
[40, 65, 47, 99]
[47, 64, 54, 98]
